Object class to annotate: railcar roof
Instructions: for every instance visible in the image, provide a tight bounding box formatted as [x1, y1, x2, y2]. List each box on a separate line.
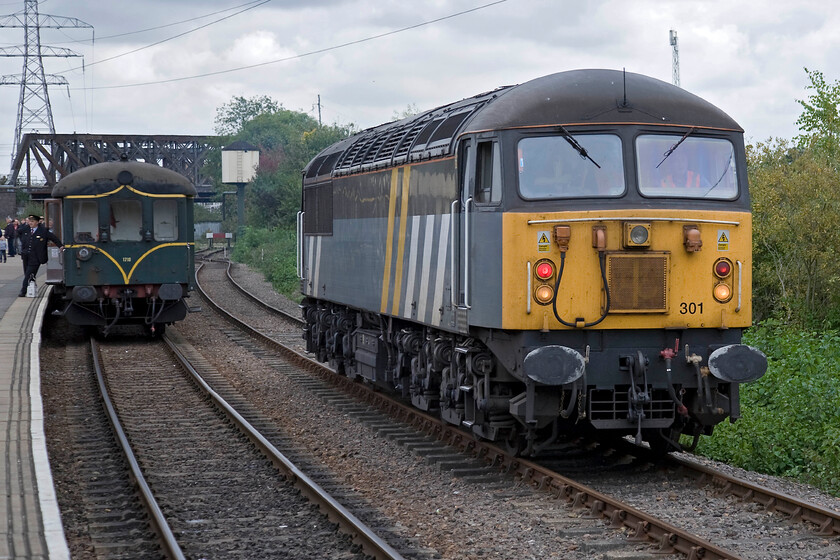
[51, 160, 197, 197]
[303, 69, 742, 181]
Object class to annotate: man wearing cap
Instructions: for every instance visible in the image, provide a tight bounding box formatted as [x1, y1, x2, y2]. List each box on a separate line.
[19, 214, 63, 297]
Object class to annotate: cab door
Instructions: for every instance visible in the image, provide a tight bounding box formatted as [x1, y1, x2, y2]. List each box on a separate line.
[452, 139, 474, 333]
[43, 198, 63, 284]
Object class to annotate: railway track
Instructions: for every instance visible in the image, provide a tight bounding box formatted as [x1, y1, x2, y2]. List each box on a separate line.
[192, 257, 840, 559]
[42, 313, 406, 559]
[97, 331, 400, 559]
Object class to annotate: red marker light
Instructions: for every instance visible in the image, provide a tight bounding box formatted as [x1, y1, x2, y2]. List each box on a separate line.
[714, 259, 732, 278]
[535, 261, 554, 280]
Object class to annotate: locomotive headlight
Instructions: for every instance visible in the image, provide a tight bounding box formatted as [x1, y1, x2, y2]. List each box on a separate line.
[534, 259, 555, 280]
[713, 282, 732, 303]
[76, 246, 93, 261]
[623, 222, 651, 248]
[534, 284, 554, 305]
[714, 257, 733, 278]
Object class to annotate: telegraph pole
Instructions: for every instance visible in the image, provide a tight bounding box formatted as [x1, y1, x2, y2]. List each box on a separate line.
[669, 29, 680, 87]
[0, 0, 92, 175]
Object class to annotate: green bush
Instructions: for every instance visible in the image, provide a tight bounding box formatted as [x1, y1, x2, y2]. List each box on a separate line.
[230, 226, 301, 301]
[695, 321, 840, 495]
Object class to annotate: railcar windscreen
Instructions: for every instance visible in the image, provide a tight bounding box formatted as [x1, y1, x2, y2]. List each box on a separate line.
[73, 200, 98, 242]
[636, 135, 738, 199]
[517, 134, 625, 199]
[154, 199, 178, 241]
[110, 200, 142, 241]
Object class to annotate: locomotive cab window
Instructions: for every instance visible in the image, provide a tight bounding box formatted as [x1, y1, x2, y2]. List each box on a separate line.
[110, 199, 142, 241]
[475, 140, 502, 204]
[518, 133, 624, 199]
[154, 199, 179, 241]
[636, 135, 738, 199]
[73, 200, 98, 243]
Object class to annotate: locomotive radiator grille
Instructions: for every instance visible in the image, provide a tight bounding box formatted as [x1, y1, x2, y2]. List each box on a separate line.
[606, 253, 669, 312]
[588, 387, 675, 429]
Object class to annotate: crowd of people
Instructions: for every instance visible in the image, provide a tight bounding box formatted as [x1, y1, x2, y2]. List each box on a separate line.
[1, 214, 64, 296]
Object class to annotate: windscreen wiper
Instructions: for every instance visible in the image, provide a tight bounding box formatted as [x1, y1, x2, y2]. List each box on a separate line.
[558, 124, 600, 168]
[656, 126, 696, 168]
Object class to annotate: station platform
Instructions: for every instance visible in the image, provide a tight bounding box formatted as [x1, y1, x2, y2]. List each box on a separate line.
[0, 260, 69, 559]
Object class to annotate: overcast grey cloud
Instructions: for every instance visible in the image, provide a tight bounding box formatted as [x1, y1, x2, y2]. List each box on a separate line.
[1, 0, 838, 174]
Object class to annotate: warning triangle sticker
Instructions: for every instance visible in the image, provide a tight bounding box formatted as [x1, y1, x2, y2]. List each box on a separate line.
[538, 233, 549, 244]
[718, 232, 729, 243]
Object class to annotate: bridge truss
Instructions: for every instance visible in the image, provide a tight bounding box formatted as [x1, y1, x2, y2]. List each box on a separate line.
[8, 133, 219, 196]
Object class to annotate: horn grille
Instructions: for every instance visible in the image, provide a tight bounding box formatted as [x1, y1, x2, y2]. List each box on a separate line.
[607, 253, 669, 312]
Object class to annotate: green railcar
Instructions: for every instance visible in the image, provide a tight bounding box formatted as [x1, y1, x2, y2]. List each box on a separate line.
[45, 158, 196, 336]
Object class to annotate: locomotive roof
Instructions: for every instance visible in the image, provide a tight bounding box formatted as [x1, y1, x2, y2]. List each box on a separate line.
[303, 69, 743, 181]
[51, 160, 197, 197]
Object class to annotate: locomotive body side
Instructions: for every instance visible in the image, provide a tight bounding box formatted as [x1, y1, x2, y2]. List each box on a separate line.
[48, 160, 196, 336]
[300, 69, 766, 454]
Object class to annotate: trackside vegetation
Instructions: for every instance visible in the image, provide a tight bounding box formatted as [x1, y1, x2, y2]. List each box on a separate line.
[213, 69, 840, 495]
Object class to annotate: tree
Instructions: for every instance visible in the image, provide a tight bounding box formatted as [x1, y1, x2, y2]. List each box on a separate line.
[214, 95, 281, 135]
[795, 68, 840, 161]
[749, 138, 840, 326]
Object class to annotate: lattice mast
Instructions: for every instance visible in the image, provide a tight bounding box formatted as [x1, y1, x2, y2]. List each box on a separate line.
[669, 29, 680, 87]
[0, 0, 91, 174]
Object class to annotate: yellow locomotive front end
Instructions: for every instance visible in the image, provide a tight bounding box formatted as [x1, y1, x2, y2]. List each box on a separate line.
[483, 127, 767, 453]
[503, 209, 752, 332]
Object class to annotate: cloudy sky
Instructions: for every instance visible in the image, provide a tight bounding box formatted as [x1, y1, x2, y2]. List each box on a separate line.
[0, 0, 837, 174]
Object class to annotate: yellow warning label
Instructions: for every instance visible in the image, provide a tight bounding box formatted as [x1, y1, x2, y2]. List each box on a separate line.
[538, 232, 550, 244]
[717, 230, 729, 251]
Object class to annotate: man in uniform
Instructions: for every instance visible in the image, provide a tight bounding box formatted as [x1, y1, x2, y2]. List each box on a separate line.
[19, 214, 63, 297]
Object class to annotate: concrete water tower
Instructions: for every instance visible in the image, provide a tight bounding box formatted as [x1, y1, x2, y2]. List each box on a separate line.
[221, 141, 260, 235]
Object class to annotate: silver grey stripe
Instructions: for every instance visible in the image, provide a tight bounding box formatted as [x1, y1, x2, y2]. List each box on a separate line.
[403, 215, 421, 318]
[431, 217, 450, 327]
[306, 237, 316, 296]
[312, 236, 322, 298]
[417, 214, 436, 322]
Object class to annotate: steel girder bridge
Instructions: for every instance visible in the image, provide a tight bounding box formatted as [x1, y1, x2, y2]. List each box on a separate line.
[7, 133, 219, 199]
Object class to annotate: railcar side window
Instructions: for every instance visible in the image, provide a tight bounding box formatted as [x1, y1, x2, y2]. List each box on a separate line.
[518, 134, 624, 198]
[153, 199, 178, 241]
[110, 200, 142, 241]
[73, 200, 98, 243]
[636, 135, 738, 199]
[476, 141, 502, 203]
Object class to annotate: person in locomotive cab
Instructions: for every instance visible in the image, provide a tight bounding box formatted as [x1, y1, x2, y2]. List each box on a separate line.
[658, 150, 704, 191]
[18, 214, 63, 297]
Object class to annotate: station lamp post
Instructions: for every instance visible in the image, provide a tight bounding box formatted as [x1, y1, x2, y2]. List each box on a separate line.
[221, 141, 260, 238]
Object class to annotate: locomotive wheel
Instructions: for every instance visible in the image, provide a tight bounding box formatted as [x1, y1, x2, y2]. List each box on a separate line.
[647, 428, 682, 457]
[502, 427, 526, 456]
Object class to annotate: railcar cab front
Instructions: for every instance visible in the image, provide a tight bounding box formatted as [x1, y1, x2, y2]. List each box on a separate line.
[47, 160, 197, 335]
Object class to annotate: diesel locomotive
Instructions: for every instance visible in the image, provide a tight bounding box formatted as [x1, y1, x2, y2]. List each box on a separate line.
[299, 69, 767, 455]
[44, 158, 197, 336]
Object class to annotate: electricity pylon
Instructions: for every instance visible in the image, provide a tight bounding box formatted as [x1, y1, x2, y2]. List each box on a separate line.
[0, 0, 92, 176]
